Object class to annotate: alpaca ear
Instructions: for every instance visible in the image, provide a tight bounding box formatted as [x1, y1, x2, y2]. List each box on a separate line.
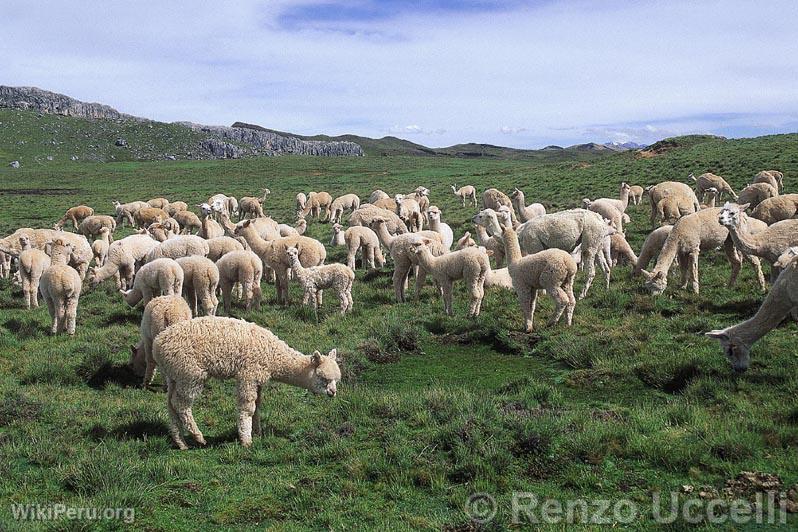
[311, 351, 322, 367]
[739, 203, 750, 211]
[705, 330, 729, 341]
[328, 348, 338, 362]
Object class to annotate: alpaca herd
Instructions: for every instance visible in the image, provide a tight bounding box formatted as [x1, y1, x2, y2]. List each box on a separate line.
[0, 169, 796, 448]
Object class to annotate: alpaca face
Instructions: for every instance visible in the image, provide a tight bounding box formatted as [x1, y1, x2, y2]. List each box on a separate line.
[718, 203, 741, 227]
[706, 330, 750, 372]
[644, 272, 667, 295]
[472, 209, 495, 228]
[310, 350, 341, 397]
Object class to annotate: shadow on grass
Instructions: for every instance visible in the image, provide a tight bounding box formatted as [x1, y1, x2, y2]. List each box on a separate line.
[89, 419, 170, 441]
[103, 311, 140, 326]
[4, 318, 43, 339]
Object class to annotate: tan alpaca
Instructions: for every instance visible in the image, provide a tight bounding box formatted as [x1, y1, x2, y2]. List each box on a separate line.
[166, 201, 188, 216]
[633, 226, 673, 276]
[689, 172, 737, 201]
[77, 215, 116, 240]
[133, 206, 168, 228]
[369, 217, 445, 302]
[706, 253, 798, 372]
[176, 256, 220, 316]
[234, 220, 326, 305]
[738, 182, 778, 209]
[641, 207, 765, 295]
[331, 224, 385, 270]
[349, 204, 408, 234]
[719, 202, 798, 279]
[646, 181, 700, 227]
[0, 228, 92, 280]
[153, 316, 340, 449]
[39, 238, 82, 335]
[500, 222, 577, 332]
[410, 239, 489, 317]
[750, 194, 798, 225]
[54, 205, 94, 230]
[206, 236, 244, 262]
[394, 194, 423, 232]
[147, 197, 170, 210]
[216, 250, 263, 313]
[172, 210, 202, 234]
[369, 190, 389, 203]
[286, 246, 354, 315]
[752, 170, 784, 192]
[88, 234, 159, 290]
[239, 189, 271, 219]
[17, 235, 50, 309]
[329, 193, 361, 224]
[510, 188, 546, 222]
[451, 184, 477, 207]
[198, 204, 225, 239]
[144, 235, 210, 263]
[300, 191, 333, 221]
[113, 200, 148, 227]
[120, 258, 184, 308]
[91, 227, 112, 267]
[130, 295, 192, 386]
[482, 188, 517, 222]
[699, 187, 719, 209]
[628, 185, 644, 205]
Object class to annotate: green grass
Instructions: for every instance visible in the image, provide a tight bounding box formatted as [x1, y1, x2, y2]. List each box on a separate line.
[1, 132, 797, 529]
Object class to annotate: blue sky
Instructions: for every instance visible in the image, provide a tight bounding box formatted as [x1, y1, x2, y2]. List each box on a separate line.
[3, 0, 797, 148]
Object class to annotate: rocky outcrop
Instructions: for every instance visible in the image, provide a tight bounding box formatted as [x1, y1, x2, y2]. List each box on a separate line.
[0, 85, 364, 158]
[0, 86, 137, 121]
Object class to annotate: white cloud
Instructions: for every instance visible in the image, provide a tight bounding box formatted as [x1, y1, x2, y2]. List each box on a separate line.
[387, 125, 446, 135]
[499, 126, 527, 134]
[1, 0, 797, 147]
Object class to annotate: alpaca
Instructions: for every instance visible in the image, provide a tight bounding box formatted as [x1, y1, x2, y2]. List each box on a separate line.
[300, 191, 333, 221]
[609, 232, 638, 267]
[113, 200, 148, 227]
[17, 235, 50, 309]
[166, 201, 188, 217]
[77, 215, 116, 241]
[646, 181, 700, 227]
[451, 184, 477, 207]
[206, 236, 244, 262]
[277, 218, 307, 237]
[133, 207, 169, 228]
[482, 188, 517, 222]
[369, 217, 445, 302]
[87, 234, 159, 289]
[632, 226, 673, 276]
[172, 210, 202, 234]
[510, 188, 546, 222]
[474, 222, 505, 268]
[738, 182, 778, 209]
[590, 182, 632, 215]
[585, 198, 625, 234]
[706, 252, 797, 372]
[234, 220, 326, 305]
[476, 208, 610, 299]
[153, 316, 341, 449]
[500, 222, 576, 332]
[54, 205, 94, 230]
[655, 195, 696, 225]
[349, 204, 408, 234]
[91, 227, 112, 267]
[0, 251, 10, 279]
[395, 195, 423, 232]
[369, 190, 390, 203]
[208, 194, 238, 218]
[130, 295, 192, 386]
[750, 194, 798, 225]
[216, 250, 263, 313]
[456, 232, 476, 249]
[217, 210, 280, 241]
[238, 189, 271, 219]
[286, 246, 355, 315]
[689, 172, 737, 201]
[147, 197, 170, 210]
[373, 197, 398, 212]
[295, 192, 307, 215]
[39, 238, 82, 335]
[426, 205, 453, 250]
[700, 187, 719, 209]
[329, 193, 361, 224]
[0, 228, 92, 280]
[629, 185, 644, 205]
[120, 258, 184, 308]
[198, 204, 225, 239]
[719, 202, 798, 280]
[410, 239, 489, 317]
[144, 235, 210, 263]
[333, 224, 385, 270]
[640, 207, 764, 295]
[752, 170, 784, 192]
[176, 256, 220, 316]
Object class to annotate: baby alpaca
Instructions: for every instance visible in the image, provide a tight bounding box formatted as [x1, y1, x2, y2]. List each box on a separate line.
[329, 193, 361, 224]
[176, 256, 220, 316]
[153, 316, 340, 448]
[54, 205, 94, 230]
[286, 246, 354, 315]
[410, 239, 489, 317]
[17, 235, 51, 309]
[215, 250, 263, 313]
[92, 227, 112, 267]
[39, 238, 82, 334]
[120, 258, 184, 308]
[130, 295, 192, 386]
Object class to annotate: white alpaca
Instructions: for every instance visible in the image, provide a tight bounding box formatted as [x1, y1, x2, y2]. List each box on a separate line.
[426, 205, 454, 250]
[329, 193, 361, 224]
[176, 256, 220, 316]
[216, 250, 263, 313]
[510, 188, 546, 222]
[88, 234, 159, 290]
[286, 246, 354, 315]
[39, 238, 82, 335]
[91, 227, 112, 267]
[129, 295, 192, 386]
[153, 317, 340, 448]
[17, 234, 50, 309]
[120, 258, 184, 308]
[331, 224, 385, 270]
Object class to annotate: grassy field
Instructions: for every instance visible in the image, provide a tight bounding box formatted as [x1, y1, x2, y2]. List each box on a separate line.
[0, 133, 797, 529]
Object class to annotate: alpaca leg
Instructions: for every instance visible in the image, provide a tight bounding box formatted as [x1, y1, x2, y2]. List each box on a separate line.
[221, 280, 233, 314]
[414, 266, 428, 299]
[339, 289, 348, 314]
[64, 297, 78, 335]
[236, 380, 258, 447]
[678, 253, 689, 288]
[171, 381, 206, 446]
[564, 274, 576, 326]
[252, 384, 264, 436]
[142, 340, 157, 387]
[54, 300, 67, 334]
[316, 289, 323, 310]
[393, 263, 410, 302]
[347, 249, 356, 270]
[722, 240, 742, 288]
[346, 281, 354, 312]
[242, 281, 254, 310]
[441, 280, 453, 316]
[744, 254, 766, 292]
[516, 288, 534, 332]
[365, 246, 375, 270]
[546, 286, 569, 326]
[597, 251, 611, 289]
[21, 277, 32, 310]
[165, 381, 189, 450]
[688, 252, 700, 294]
[44, 296, 56, 333]
[578, 251, 596, 300]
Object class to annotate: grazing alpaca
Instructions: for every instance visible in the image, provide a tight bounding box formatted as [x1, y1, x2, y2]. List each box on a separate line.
[689, 172, 737, 201]
[451, 184, 477, 207]
[286, 246, 355, 316]
[410, 239, 489, 317]
[719, 202, 798, 280]
[706, 253, 798, 372]
[510, 188, 546, 222]
[500, 222, 577, 332]
[153, 317, 340, 448]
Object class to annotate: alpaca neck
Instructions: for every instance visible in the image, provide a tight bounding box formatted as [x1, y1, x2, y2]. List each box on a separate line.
[728, 287, 794, 348]
[726, 220, 764, 257]
[486, 218, 503, 238]
[501, 226, 522, 265]
[374, 223, 395, 249]
[474, 225, 490, 245]
[619, 187, 630, 210]
[269, 352, 315, 389]
[415, 247, 438, 271]
[288, 256, 305, 278]
[50, 247, 71, 265]
[429, 217, 441, 232]
[260, 191, 269, 202]
[513, 192, 526, 212]
[652, 229, 680, 275]
[241, 226, 272, 257]
[218, 213, 236, 236]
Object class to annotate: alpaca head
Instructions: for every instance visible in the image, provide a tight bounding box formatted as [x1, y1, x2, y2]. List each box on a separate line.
[472, 208, 497, 229]
[641, 270, 667, 295]
[308, 349, 341, 397]
[129, 343, 146, 377]
[582, 198, 592, 209]
[332, 223, 342, 234]
[620, 182, 631, 192]
[368, 217, 386, 230]
[415, 186, 429, 196]
[262, 188, 271, 195]
[427, 206, 441, 222]
[705, 329, 751, 372]
[774, 247, 798, 269]
[409, 238, 434, 255]
[18, 234, 31, 249]
[456, 232, 475, 249]
[285, 246, 300, 263]
[451, 184, 457, 193]
[87, 266, 101, 287]
[496, 206, 513, 229]
[718, 202, 748, 228]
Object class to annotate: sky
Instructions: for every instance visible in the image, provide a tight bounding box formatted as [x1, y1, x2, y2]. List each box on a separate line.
[3, 0, 798, 148]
